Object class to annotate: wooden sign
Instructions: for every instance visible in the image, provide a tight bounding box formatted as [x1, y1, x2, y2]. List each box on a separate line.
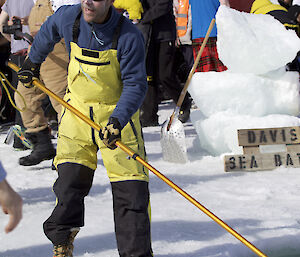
[224, 151, 300, 171]
[224, 126, 300, 172]
[238, 126, 300, 146]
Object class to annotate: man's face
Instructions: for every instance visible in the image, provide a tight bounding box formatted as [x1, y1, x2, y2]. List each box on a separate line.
[81, 0, 114, 24]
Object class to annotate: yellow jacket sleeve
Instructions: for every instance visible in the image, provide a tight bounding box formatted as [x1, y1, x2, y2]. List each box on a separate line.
[114, 0, 143, 20]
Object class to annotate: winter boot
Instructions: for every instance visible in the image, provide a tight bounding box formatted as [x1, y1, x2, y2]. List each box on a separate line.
[178, 108, 190, 123]
[19, 127, 56, 166]
[53, 228, 79, 257]
[178, 98, 192, 123]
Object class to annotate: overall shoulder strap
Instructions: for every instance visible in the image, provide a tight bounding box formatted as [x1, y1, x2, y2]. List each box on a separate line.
[111, 15, 125, 50]
[72, 10, 82, 43]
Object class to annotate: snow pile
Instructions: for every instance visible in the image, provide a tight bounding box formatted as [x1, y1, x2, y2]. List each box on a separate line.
[189, 5, 300, 156]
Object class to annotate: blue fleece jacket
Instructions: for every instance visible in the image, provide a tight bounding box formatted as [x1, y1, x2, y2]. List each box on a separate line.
[189, 0, 220, 39]
[29, 5, 147, 128]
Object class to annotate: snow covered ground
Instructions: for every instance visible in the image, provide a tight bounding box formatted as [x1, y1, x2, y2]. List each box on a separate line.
[1, 101, 300, 257]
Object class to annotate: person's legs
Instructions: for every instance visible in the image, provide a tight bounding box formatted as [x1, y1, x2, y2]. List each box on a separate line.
[14, 42, 69, 165]
[45, 92, 99, 251]
[44, 163, 94, 247]
[140, 37, 159, 127]
[180, 44, 194, 81]
[139, 78, 159, 127]
[15, 81, 48, 133]
[40, 41, 69, 117]
[8, 54, 29, 149]
[15, 82, 56, 165]
[99, 110, 152, 256]
[173, 45, 193, 84]
[112, 180, 152, 257]
[158, 41, 191, 123]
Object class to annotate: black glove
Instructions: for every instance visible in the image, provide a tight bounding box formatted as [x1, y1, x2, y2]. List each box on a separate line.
[99, 117, 122, 150]
[17, 57, 41, 88]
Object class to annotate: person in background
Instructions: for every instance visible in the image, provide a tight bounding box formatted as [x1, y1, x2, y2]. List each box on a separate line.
[14, 0, 80, 167]
[251, 0, 300, 72]
[137, 0, 192, 127]
[0, 161, 22, 233]
[279, 0, 300, 72]
[251, 0, 299, 33]
[189, 0, 228, 73]
[0, 0, 34, 150]
[113, 0, 143, 23]
[173, 0, 194, 84]
[17, 0, 152, 256]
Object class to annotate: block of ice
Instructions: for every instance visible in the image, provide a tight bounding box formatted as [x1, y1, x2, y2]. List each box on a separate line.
[216, 6, 300, 74]
[190, 111, 300, 155]
[189, 70, 300, 117]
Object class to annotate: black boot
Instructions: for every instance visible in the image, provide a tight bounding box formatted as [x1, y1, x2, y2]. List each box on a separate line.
[19, 128, 56, 166]
[178, 97, 192, 123]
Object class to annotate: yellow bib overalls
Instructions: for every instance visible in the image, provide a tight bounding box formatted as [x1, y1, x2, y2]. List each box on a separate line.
[54, 14, 148, 183]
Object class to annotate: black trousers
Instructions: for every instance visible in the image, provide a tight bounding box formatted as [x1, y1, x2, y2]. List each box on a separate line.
[10, 55, 26, 126]
[43, 162, 152, 257]
[0, 54, 25, 125]
[0, 50, 13, 124]
[174, 45, 194, 83]
[140, 40, 191, 123]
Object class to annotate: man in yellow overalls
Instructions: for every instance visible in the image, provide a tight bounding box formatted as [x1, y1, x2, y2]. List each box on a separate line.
[17, 0, 152, 256]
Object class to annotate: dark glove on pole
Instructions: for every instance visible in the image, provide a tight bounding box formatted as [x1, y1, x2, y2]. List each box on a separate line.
[17, 57, 41, 88]
[99, 117, 122, 150]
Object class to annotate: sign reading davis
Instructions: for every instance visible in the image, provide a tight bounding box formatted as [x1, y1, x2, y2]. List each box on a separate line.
[224, 126, 300, 172]
[238, 126, 300, 146]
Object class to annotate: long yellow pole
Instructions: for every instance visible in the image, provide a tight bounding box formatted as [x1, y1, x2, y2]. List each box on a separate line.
[8, 61, 267, 257]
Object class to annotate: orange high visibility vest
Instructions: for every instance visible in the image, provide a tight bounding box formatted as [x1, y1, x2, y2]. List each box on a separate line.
[176, 0, 189, 37]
